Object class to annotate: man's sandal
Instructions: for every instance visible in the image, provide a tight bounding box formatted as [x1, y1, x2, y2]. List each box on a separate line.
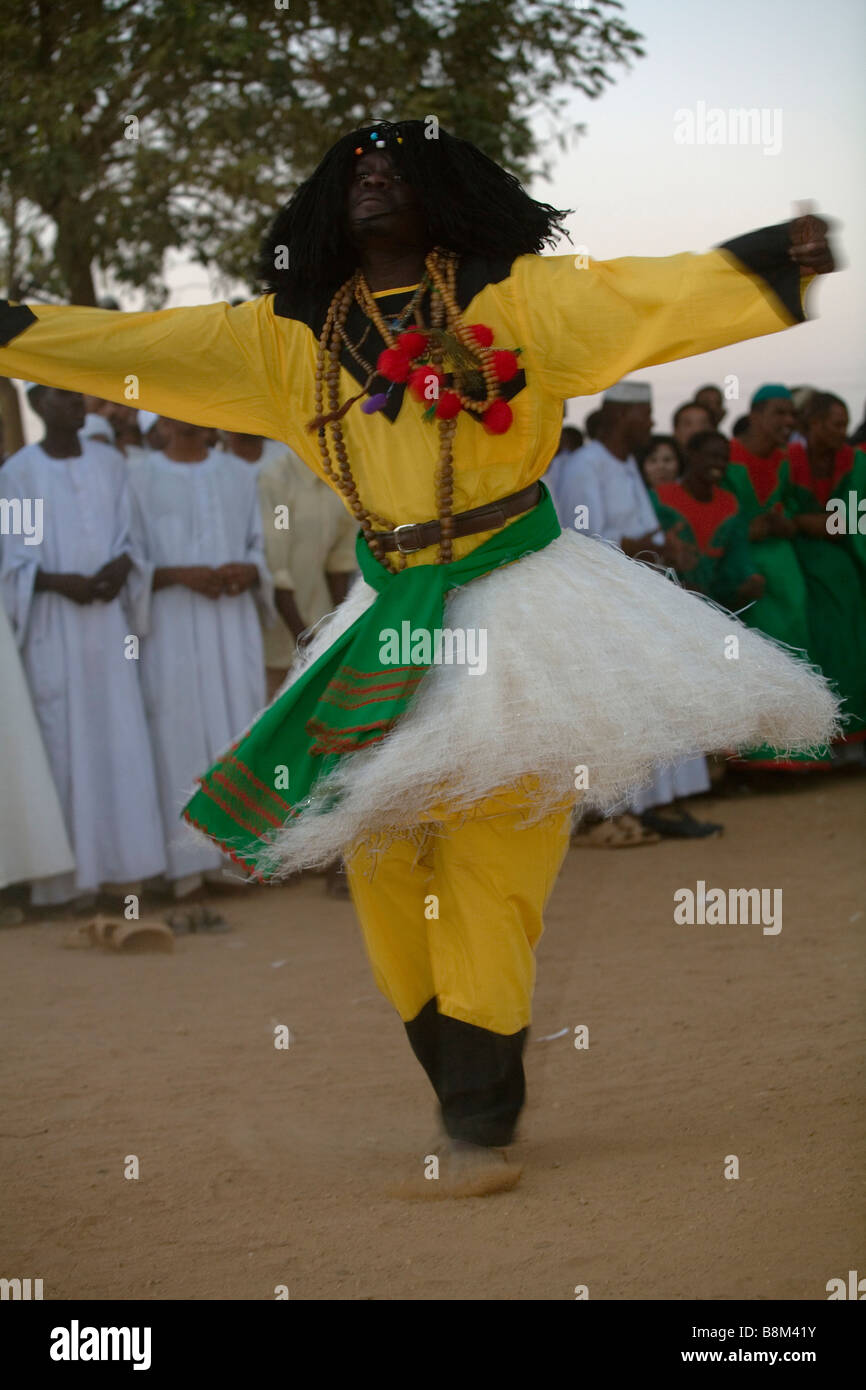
[63, 914, 174, 953]
[572, 813, 661, 848]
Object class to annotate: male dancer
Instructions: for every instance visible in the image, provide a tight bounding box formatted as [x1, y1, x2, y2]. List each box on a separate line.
[0, 121, 838, 1194]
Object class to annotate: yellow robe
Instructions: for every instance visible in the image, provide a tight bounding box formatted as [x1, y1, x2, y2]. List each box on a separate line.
[0, 242, 809, 1034]
[1, 244, 806, 566]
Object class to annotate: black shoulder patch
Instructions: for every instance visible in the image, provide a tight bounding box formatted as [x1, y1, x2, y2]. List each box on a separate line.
[272, 254, 523, 425]
[0, 301, 38, 347]
[717, 223, 804, 324]
[271, 253, 518, 332]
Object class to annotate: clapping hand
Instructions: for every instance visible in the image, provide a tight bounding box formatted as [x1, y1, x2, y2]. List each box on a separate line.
[661, 521, 699, 573]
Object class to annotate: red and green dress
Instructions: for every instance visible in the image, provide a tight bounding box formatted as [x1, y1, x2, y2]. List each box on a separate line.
[784, 442, 866, 747]
[722, 440, 823, 768]
[651, 481, 758, 609]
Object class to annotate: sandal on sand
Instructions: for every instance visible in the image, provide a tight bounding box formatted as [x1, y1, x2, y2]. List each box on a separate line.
[573, 814, 661, 848]
[164, 905, 229, 935]
[63, 914, 174, 953]
[640, 808, 724, 839]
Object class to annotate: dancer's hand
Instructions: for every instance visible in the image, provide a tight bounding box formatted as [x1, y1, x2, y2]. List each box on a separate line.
[789, 206, 835, 275]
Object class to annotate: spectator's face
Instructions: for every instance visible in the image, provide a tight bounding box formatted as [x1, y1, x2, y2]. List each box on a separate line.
[559, 428, 581, 455]
[160, 418, 211, 449]
[674, 406, 713, 449]
[227, 432, 264, 461]
[756, 398, 795, 448]
[642, 442, 680, 488]
[689, 435, 729, 487]
[106, 402, 137, 432]
[146, 420, 168, 451]
[38, 388, 86, 432]
[626, 403, 653, 451]
[695, 388, 724, 426]
[811, 402, 849, 453]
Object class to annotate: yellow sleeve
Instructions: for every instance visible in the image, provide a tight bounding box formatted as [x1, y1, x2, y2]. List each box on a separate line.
[509, 227, 808, 400]
[0, 295, 310, 439]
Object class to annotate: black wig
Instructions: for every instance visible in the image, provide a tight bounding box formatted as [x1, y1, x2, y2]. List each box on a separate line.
[257, 119, 571, 298]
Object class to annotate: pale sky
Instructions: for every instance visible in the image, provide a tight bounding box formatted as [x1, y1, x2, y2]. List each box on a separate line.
[20, 0, 866, 440]
[539, 0, 866, 434]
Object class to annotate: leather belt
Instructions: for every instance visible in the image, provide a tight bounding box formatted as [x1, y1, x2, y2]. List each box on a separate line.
[373, 481, 542, 554]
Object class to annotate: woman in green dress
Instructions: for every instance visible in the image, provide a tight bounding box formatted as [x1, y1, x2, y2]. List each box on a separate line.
[721, 385, 832, 768]
[651, 430, 765, 612]
[785, 392, 866, 751]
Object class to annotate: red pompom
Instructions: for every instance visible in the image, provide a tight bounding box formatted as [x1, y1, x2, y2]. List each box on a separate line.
[377, 347, 412, 382]
[408, 364, 443, 401]
[396, 330, 428, 359]
[491, 349, 519, 383]
[467, 323, 494, 348]
[434, 391, 462, 420]
[482, 398, 513, 434]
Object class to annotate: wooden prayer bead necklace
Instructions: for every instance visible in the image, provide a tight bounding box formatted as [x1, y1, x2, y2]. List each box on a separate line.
[337, 278, 428, 382]
[310, 247, 485, 569]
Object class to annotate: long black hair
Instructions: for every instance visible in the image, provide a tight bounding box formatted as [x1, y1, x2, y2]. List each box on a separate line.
[257, 119, 572, 298]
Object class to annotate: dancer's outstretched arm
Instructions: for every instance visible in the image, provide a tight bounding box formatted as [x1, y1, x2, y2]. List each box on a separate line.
[0, 295, 306, 439]
[510, 214, 836, 401]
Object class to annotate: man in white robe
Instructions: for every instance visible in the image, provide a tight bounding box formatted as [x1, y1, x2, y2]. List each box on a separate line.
[0, 599, 75, 893]
[542, 421, 583, 505]
[218, 431, 289, 478]
[553, 381, 721, 837]
[257, 440, 358, 700]
[1, 386, 166, 904]
[128, 418, 276, 894]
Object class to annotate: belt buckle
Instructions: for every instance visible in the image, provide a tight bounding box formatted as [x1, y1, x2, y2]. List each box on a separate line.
[393, 522, 425, 554]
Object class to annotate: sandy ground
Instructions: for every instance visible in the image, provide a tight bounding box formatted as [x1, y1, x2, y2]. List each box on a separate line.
[1, 775, 864, 1302]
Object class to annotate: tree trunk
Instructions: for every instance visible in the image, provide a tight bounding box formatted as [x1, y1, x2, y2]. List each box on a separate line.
[53, 204, 98, 305]
[0, 376, 25, 460]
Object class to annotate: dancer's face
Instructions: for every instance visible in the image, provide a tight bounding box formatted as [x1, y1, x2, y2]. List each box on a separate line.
[346, 149, 427, 248]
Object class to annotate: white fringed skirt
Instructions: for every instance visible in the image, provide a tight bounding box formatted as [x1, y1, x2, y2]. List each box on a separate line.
[254, 531, 839, 875]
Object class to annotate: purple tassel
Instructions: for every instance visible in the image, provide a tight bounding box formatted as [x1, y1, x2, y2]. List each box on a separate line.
[362, 393, 388, 414]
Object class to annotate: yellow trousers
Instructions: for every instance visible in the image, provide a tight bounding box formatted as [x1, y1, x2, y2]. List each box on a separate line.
[346, 789, 573, 1036]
